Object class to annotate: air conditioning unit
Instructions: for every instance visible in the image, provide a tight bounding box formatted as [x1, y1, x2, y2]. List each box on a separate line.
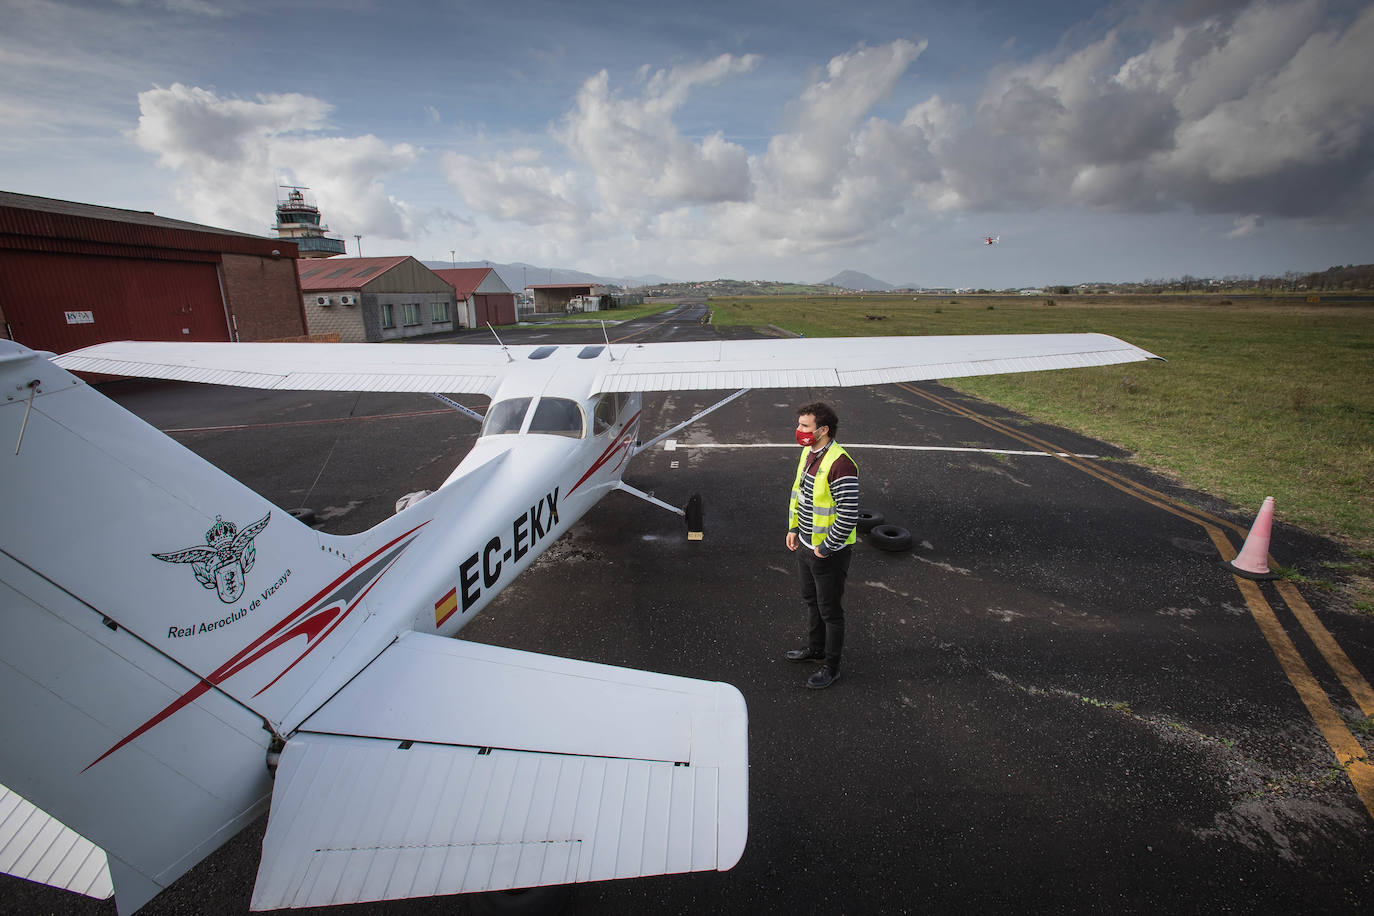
[316, 296, 333, 307]
[338, 295, 356, 306]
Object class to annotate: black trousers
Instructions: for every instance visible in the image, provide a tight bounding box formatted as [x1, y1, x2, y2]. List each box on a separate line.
[796, 545, 852, 672]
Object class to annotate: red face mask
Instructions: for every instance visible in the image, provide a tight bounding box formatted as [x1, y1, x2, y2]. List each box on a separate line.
[795, 428, 816, 447]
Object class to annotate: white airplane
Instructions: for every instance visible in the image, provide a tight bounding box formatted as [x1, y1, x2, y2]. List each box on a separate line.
[0, 327, 1161, 914]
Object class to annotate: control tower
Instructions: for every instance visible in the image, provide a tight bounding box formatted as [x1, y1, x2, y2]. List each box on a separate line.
[273, 186, 346, 258]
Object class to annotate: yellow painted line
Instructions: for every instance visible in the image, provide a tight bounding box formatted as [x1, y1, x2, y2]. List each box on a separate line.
[1227, 570, 1374, 821]
[1275, 580, 1374, 718]
[894, 381, 1374, 819]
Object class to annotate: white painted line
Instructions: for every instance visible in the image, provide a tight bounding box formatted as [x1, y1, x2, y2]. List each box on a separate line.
[666, 442, 1099, 458]
[664, 439, 678, 451]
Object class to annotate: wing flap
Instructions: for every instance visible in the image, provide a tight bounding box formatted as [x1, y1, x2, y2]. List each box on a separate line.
[252, 634, 748, 909]
[0, 783, 112, 900]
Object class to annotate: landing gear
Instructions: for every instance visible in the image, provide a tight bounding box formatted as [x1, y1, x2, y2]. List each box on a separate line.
[615, 482, 705, 541]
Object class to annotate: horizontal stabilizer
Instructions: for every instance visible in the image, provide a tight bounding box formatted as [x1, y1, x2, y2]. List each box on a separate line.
[0, 782, 112, 901]
[252, 634, 747, 909]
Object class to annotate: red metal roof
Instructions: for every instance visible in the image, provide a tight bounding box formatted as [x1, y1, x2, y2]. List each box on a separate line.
[431, 267, 494, 297]
[296, 256, 409, 290]
[0, 190, 291, 258]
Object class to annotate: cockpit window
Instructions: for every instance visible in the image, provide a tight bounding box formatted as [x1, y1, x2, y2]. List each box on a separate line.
[481, 397, 531, 436]
[592, 392, 625, 435]
[528, 397, 585, 438]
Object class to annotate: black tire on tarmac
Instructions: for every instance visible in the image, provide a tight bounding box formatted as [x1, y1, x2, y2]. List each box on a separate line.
[868, 524, 913, 552]
[857, 509, 884, 533]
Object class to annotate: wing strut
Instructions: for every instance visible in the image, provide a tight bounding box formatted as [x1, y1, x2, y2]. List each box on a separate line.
[428, 392, 485, 423]
[633, 388, 751, 457]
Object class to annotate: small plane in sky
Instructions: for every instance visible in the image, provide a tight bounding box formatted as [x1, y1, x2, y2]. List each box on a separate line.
[1, 325, 1160, 913]
[984, 236, 1000, 246]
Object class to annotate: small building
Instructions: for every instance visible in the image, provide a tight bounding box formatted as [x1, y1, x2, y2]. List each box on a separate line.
[0, 190, 306, 353]
[273, 187, 346, 258]
[432, 268, 516, 327]
[527, 284, 610, 314]
[298, 256, 457, 342]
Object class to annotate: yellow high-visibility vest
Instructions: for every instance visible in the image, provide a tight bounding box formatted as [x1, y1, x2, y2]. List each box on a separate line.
[788, 443, 857, 549]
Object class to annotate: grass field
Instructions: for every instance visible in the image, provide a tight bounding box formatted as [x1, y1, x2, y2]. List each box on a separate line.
[709, 294, 1374, 608]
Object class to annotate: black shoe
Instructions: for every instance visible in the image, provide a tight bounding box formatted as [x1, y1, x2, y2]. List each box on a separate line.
[806, 666, 840, 689]
[785, 648, 825, 662]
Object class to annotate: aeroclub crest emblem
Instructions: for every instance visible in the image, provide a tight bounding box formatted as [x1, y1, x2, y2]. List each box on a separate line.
[154, 512, 271, 603]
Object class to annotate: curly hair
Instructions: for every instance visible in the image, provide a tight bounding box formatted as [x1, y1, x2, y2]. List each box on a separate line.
[796, 401, 839, 439]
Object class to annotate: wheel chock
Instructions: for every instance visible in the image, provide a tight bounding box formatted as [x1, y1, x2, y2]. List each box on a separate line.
[685, 494, 704, 541]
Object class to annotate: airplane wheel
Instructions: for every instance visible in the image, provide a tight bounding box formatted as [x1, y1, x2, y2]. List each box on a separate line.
[469, 884, 573, 915]
[868, 524, 912, 552]
[288, 507, 316, 525]
[857, 509, 884, 533]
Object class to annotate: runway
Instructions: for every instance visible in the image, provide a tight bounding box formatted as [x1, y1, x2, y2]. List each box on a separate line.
[7, 304, 1373, 914]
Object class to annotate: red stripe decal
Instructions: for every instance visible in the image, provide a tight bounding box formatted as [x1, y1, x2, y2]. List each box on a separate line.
[85, 521, 429, 770]
[568, 410, 641, 496]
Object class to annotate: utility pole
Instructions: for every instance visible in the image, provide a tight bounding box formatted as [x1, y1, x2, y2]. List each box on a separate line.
[354, 235, 363, 257]
[450, 249, 456, 269]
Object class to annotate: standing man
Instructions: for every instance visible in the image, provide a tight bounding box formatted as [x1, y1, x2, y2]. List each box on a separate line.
[785, 402, 859, 689]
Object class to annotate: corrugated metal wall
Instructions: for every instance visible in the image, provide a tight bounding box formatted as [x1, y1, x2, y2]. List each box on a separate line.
[1, 250, 229, 352]
[473, 294, 516, 326]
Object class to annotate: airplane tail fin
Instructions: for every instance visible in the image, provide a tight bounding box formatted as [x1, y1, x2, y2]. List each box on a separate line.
[0, 340, 418, 913]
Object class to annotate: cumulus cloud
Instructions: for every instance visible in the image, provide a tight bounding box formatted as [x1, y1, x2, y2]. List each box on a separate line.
[556, 54, 761, 214]
[441, 148, 582, 224]
[1226, 213, 1262, 237]
[930, 0, 1374, 218]
[134, 83, 419, 239]
[439, 0, 1372, 275]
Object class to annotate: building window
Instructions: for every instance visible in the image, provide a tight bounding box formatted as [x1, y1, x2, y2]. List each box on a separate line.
[432, 302, 450, 323]
[381, 304, 395, 328]
[403, 303, 421, 326]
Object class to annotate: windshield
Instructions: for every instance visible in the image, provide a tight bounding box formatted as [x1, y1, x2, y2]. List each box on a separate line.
[481, 398, 531, 436]
[527, 397, 585, 438]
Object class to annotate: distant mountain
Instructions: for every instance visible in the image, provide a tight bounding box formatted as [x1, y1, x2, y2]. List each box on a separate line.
[421, 260, 674, 291]
[822, 270, 894, 291]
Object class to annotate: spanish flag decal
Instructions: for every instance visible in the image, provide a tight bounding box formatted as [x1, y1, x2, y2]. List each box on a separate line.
[434, 587, 458, 628]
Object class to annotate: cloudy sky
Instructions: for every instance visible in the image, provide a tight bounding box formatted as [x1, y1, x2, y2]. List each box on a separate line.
[4, 0, 1372, 288]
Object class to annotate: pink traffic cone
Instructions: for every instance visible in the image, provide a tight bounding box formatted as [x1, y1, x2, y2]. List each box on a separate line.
[1224, 497, 1279, 580]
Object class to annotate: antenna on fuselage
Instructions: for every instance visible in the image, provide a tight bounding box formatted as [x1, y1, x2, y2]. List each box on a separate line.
[487, 322, 514, 362]
[601, 320, 615, 360]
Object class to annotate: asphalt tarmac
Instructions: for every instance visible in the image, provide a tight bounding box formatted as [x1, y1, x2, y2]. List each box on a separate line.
[7, 304, 1374, 914]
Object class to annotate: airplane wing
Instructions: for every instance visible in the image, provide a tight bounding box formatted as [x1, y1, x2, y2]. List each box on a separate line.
[250, 632, 748, 909]
[54, 333, 1160, 395]
[52, 341, 513, 396]
[592, 333, 1161, 392]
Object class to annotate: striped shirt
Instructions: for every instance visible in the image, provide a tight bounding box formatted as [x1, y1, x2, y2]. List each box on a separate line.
[795, 443, 859, 555]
